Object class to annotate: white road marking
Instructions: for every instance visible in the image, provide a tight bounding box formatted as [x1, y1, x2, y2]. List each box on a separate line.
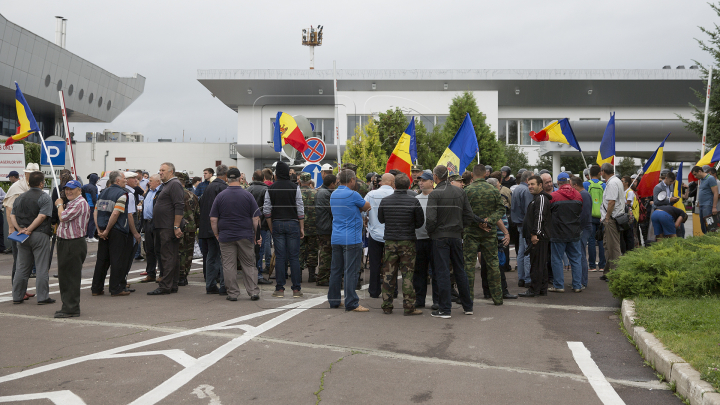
[192, 384, 221, 405]
[568, 341, 627, 405]
[0, 390, 87, 404]
[503, 301, 618, 312]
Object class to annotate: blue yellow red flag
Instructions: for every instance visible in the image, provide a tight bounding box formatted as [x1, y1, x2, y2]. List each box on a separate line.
[273, 112, 308, 153]
[673, 162, 684, 210]
[436, 113, 478, 176]
[596, 112, 616, 165]
[636, 133, 671, 198]
[5, 82, 40, 146]
[690, 145, 720, 181]
[386, 117, 417, 178]
[529, 118, 581, 151]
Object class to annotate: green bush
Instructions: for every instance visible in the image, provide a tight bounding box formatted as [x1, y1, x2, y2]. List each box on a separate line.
[607, 233, 720, 299]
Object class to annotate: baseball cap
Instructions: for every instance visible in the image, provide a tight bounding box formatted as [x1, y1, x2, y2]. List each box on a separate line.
[631, 174, 638, 179]
[299, 172, 311, 182]
[227, 168, 241, 179]
[7, 170, 19, 178]
[419, 171, 433, 181]
[321, 163, 333, 171]
[449, 174, 462, 182]
[63, 180, 82, 189]
[557, 172, 570, 181]
[411, 164, 424, 171]
[703, 165, 711, 173]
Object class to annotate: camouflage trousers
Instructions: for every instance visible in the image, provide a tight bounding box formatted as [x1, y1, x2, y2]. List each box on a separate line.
[316, 234, 332, 285]
[300, 234, 318, 272]
[381, 240, 417, 312]
[179, 232, 195, 279]
[464, 233, 502, 305]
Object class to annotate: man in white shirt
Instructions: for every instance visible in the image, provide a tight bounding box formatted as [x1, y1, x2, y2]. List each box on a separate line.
[600, 164, 626, 280]
[363, 173, 395, 298]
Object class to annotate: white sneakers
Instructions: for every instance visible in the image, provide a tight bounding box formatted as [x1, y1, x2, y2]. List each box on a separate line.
[86, 237, 99, 243]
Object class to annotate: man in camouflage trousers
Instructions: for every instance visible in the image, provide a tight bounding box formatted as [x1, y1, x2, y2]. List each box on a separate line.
[315, 174, 336, 286]
[299, 173, 319, 282]
[177, 173, 200, 286]
[463, 165, 506, 305]
[377, 173, 424, 316]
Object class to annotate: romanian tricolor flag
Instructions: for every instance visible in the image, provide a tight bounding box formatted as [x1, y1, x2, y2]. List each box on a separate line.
[673, 162, 684, 210]
[385, 117, 418, 178]
[5, 82, 40, 146]
[689, 146, 720, 182]
[636, 133, 671, 198]
[529, 118, 582, 151]
[436, 113, 479, 176]
[273, 112, 309, 153]
[596, 112, 616, 166]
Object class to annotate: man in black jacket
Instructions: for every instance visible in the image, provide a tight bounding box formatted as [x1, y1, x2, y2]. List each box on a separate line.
[197, 164, 228, 295]
[378, 173, 424, 316]
[314, 174, 336, 286]
[246, 170, 272, 284]
[519, 175, 552, 297]
[425, 165, 482, 319]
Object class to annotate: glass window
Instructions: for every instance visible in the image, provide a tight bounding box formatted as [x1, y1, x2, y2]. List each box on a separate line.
[323, 119, 336, 144]
[347, 116, 359, 138]
[508, 120, 518, 145]
[520, 119, 532, 145]
[420, 115, 434, 131]
[436, 115, 447, 130]
[498, 119, 507, 144]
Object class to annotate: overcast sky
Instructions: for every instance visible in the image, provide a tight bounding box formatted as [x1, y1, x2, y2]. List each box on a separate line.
[2, 0, 716, 142]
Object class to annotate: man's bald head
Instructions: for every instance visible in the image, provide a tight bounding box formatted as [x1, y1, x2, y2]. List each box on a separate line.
[541, 173, 553, 193]
[380, 173, 395, 188]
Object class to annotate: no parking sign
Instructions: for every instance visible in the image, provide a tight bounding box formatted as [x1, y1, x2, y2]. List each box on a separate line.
[302, 137, 326, 163]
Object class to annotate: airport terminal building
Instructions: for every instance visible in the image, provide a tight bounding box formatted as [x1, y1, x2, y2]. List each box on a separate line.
[198, 68, 704, 175]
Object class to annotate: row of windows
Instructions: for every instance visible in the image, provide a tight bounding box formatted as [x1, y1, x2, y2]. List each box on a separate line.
[347, 115, 448, 134]
[497, 119, 558, 146]
[44, 75, 112, 111]
[0, 101, 49, 141]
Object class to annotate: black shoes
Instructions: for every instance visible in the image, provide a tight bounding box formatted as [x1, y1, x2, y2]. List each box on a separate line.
[415, 303, 426, 308]
[178, 278, 188, 286]
[518, 290, 537, 297]
[147, 289, 170, 295]
[54, 311, 79, 318]
[207, 289, 219, 294]
[251, 294, 259, 301]
[431, 303, 439, 310]
[503, 293, 518, 299]
[226, 296, 238, 301]
[599, 275, 608, 281]
[37, 298, 56, 305]
[518, 280, 525, 287]
[258, 278, 272, 285]
[431, 310, 451, 319]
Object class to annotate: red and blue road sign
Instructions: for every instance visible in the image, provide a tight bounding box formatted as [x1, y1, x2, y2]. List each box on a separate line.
[302, 137, 326, 163]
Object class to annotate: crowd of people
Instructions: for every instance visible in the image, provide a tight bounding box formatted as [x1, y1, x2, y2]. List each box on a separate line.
[3, 155, 717, 319]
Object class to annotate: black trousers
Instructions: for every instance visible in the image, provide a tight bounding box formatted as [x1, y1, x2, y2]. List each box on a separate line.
[529, 240, 550, 294]
[367, 236, 384, 298]
[92, 229, 129, 295]
[57, 237, 87, 314]
[412, 239, 434, 306]
[123, 232, 134, 283]
[144, 220, 158, 278]
[156, 228, 180, 292]
[433, 238, 472, 314]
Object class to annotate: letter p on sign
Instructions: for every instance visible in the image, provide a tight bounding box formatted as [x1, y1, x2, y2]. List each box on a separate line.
[40, 141, 66, 166]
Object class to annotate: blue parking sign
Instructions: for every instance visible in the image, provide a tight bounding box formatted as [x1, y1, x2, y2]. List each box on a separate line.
[40, 141, 66, 166]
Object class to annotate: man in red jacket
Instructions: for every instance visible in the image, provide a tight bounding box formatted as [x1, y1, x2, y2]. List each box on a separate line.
[548, 173, 584, 293]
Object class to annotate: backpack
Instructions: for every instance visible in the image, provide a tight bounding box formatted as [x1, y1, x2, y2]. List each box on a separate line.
[588, 180, 604, 219]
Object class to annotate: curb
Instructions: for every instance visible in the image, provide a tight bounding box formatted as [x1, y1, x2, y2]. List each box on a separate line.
[622, 299, 720, 405]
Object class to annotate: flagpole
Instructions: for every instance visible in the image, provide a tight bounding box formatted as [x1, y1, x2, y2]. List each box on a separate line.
[702, 66, 713, 156]
[580, 151, 589, 171]
[38, 131, 61, 197]
[334, 60, 341, 169]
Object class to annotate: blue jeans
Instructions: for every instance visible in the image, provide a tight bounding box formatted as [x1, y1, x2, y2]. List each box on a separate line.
[588, 220, 606, 269]
[551, 241, 582, 290]
[700, 205, 712, 234]
[580, 226, 592, 287]
[516, 226, 531, 284]
[204, 237, 225, 293]
[272, 220, 301, 291]
[257, 229, 272, 278]
[433, 238, 472, 314]
[328, 243, 362, 310]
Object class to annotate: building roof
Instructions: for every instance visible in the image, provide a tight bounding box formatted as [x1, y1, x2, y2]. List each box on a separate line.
[198, 68, 703, 111]
[0, 13, 145, 123]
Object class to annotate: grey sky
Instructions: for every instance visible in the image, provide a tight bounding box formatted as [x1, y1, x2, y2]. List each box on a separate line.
[2, 0, 716, 142]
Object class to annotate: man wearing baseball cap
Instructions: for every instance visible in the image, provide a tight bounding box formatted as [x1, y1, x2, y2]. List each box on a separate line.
[54, 180, 90, 317]
[321, 163, 334, 182]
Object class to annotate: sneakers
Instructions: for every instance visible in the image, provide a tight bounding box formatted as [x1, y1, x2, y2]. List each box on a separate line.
[547, 287, 565, 293]
[464, 310, 473, 315]
[573, 288, 582, 293]
[86, 237, 98, 243]
[292, 290, 303, 298]
[272, 290, 285, 298]
[431, 310, 451, 319]
[404, 309, 423, 316]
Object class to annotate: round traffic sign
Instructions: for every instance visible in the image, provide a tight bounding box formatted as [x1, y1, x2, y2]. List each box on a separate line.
[302, 137, 326, 163]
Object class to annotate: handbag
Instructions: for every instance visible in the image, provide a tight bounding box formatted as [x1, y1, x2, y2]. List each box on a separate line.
[614, 212, 631, 232]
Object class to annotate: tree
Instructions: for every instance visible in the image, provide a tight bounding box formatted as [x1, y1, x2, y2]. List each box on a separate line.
[18, 140, 40, 165]
[443, 91, 505, 171]
[501, 144, 529, 173]
[342, 119, 388, 176]
[533, 153, 596, 175]
[376, 107, 409, 158]
[534, 154, 553, 172]
[617, 156, 638, 177]
[415, 119, 452, 169]
[678, 2, 720, 148]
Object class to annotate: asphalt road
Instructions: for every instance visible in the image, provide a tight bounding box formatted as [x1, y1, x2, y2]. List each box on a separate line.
[0, 242, 681, 405]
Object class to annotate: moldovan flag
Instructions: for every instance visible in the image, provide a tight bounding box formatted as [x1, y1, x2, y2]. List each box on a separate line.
[436, 113, 479, 176]
[596, 112, 616, 165]
[5, 82, 40, 146]
[636, 133, 671, 198]
[273, 112, 308, 153]
[689, 145, 720, 182]
[674, 162, 684, 210]
[529, 118, 582, 151]
[385, 117, 418, 178]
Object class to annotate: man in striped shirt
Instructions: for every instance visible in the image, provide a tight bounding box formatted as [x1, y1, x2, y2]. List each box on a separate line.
[55, 180, 90, 317]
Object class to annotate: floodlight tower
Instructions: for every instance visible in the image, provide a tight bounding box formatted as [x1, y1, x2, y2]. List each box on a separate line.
[301, 25, 323, 69]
